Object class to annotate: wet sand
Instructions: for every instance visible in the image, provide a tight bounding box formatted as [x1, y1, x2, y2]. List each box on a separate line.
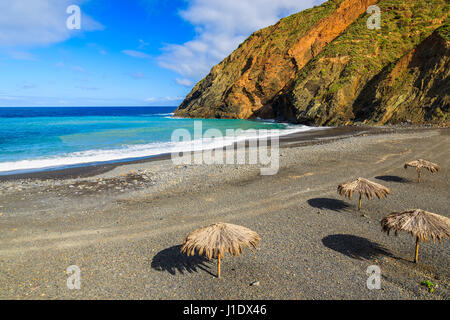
[0, 126, 448, 299]
[0, 125, 385, 181]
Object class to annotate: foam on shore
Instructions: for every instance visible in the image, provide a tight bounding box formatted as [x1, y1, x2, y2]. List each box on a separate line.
[0, 125, 322, 175]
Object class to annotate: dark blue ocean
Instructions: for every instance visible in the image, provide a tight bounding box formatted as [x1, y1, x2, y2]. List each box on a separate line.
[0, 107, 313, 174]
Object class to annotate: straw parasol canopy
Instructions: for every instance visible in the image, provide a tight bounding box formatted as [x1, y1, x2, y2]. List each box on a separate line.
[404, 159, 440, 183]
[381, 209, 450, 263]
[181, 223, 261, 278]
[337, 177, 390, 210]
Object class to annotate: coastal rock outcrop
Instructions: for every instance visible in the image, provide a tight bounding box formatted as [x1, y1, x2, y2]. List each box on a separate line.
[353, 26, 449, 124]
[174, 0, 449, 125]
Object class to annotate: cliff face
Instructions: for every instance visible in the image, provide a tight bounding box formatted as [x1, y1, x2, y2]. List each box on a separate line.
[174, 0, 449, 125]
[353, 27, 449, 124]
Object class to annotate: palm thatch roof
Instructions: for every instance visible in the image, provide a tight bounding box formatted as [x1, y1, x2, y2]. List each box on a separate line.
[181, 223, 261, 260]
[337, 178, 390, 200]
[381, 209, 450, 243]
[404, 159, 440, 173]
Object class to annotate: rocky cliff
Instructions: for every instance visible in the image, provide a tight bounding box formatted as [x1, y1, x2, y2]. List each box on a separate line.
[353, 25, 449, 124]
[174, 0, 449, 125]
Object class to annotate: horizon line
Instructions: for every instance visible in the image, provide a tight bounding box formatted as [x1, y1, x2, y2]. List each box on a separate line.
[0, 105, 178, 108]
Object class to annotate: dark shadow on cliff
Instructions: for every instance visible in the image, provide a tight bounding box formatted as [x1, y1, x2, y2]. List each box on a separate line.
[307, 198, 350, 212]
[351, 63, 393, 121]
[375, 175, 410, 183]
[322, 234, 395, 260]
[151, 245, 213, 276]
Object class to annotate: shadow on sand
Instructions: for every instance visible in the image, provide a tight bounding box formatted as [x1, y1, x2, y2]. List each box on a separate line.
[307, 198, 350, 212]
[322, 234, 394, 260]
[375, 175, 409, 183]
[151, 245, 214, 276]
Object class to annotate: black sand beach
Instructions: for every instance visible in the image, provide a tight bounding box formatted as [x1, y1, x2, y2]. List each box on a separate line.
[0, 126, 448, 299]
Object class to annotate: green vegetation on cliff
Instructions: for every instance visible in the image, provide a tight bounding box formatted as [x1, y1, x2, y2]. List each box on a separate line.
[175, 0, 449, 126]
[437, 22, 450, 41]
[289, 0, 449, 125]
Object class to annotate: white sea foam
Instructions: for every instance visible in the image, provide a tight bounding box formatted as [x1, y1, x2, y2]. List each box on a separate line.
[152, 112, 174, 116]
[0, 125, 323, 174]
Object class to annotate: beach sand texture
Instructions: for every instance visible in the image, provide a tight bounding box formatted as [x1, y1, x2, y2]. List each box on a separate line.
[0, 127, 448, 299]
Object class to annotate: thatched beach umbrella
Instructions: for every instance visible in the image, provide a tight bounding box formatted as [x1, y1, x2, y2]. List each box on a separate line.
[381, 209, 450, 263]
[404, 159, 440, 183]
[181, 223, 261, 278]
[337, 178, 390, 210]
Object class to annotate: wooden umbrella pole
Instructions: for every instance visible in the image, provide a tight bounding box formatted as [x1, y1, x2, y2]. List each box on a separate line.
[417, 170, 421, 183]
[414, 237, 420, 263]
[217, 253, 221, 278]
[358, 194, 362, 210]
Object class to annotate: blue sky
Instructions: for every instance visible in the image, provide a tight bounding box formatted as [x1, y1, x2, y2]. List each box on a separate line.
[0, 0, 324, 107]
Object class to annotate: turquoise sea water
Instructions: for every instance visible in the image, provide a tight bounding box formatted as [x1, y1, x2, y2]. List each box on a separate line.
[0, 107, 315, 175]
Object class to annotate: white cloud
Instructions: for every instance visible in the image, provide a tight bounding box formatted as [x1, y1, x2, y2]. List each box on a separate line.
[165, 96, 184, 101]
[21, 81, 36, 89]
[0, 0, 104, 48]
[145, 96, 184, 104]
[158, 0, 325, 83]
[0, 94, 154, 107]
[138, 39, 150, 49]
[175, 78, 194, 87]
[75, 85, 99, 91]
[0, 95, 21, 101]
[122, 50, 152, 59]
[6, 50, 38, 61]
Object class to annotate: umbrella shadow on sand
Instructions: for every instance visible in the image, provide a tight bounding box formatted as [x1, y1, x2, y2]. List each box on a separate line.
[151, 245, 214, 276]
[375, 175, 410, 183]
[322, 234, 396, 261]
[307, 198, 350, 212]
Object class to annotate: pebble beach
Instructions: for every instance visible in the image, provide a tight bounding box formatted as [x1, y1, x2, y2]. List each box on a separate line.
[0, 126, 448, 299]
